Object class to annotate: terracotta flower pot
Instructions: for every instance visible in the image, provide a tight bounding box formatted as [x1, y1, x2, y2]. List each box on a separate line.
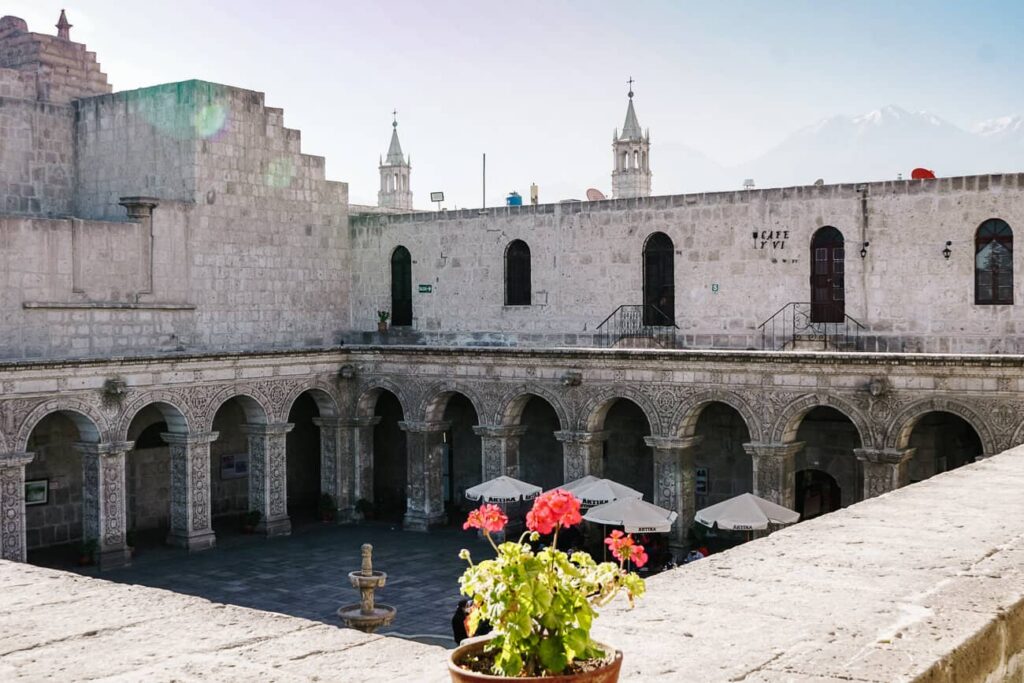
[378, 321, 388, 334]
[448, 637, 622, 683]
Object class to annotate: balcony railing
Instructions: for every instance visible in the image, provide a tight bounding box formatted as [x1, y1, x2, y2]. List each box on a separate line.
[757, 302, 865, 351]
[596, 304, 679, 348]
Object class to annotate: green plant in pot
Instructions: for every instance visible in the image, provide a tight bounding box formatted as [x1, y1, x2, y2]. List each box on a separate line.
[243, 509, 262, 534]
[77, 538, 99, 566]
[355, 497, 374, 521]
[377, 310, 390, 333]
[318, 493, 337, 522]
[449, 490, 646, 682]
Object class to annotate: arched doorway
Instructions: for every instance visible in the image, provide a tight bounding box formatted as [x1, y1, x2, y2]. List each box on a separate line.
[907, 412, 982, 483]
[391, 246, 412, 327]
[693, 403, 753, 509]
[209, 396, 266, 533]
[794, 469, 841, 520]
[794, 406, 862, 511]
[601, 399, 653, 501]
[441, 394, 482, 517]
[517, 396, 562, 490]
[505, 240, 531, 306]
[372, 390, 407, 522]
[643, 232, 674, 326]
[23, 410, 100, 566]
[124, 402, 187, 549]
[286, 393, 322, 523]
[810, 226, 845, 322]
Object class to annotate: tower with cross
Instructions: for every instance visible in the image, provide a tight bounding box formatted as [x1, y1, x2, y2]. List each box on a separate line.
[378, 110, 413, 210]
[611, 77, 652, 199]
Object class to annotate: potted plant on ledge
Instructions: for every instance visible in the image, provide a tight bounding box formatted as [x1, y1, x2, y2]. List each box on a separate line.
[377, 310, 390, 334]
[449, 489, 647, 682]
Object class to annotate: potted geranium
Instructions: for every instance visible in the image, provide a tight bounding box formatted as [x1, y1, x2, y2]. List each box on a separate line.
[449, 489, 647, 681]
[377, 310, 390, 333]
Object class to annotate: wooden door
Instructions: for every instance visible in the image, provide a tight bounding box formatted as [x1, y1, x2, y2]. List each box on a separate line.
[391, 246, 412, 326]
[810, 227, 844, 323]
[643, 232, 675, 326]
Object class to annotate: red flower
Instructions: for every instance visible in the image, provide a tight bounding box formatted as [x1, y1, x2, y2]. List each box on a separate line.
[463, 504, 508, 534]
[526, 489, 582, 535]
[604, 530, 648, 568]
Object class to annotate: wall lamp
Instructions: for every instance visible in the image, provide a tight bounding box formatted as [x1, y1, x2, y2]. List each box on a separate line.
[942, 241, 952, 260]
[859, 241, 869, 259]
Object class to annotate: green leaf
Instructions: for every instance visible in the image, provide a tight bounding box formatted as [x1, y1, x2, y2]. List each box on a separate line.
[538, 635, 568, 674]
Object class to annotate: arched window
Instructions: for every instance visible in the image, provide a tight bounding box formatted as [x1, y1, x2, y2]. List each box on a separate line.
[975, 218, 1013, 305]
[390, 246, 412, 326]
[810, 226, 845, 322]
[505, 240, 531, 306]
[643, 232, 674, 325]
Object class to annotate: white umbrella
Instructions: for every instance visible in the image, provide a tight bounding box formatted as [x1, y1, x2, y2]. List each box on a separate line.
[584, 497, 678, 533]
[572, 478, 643, 508]
[694, 493, 800, 531]
[465, 475, 542, 504]
[558, 475, 600, 494]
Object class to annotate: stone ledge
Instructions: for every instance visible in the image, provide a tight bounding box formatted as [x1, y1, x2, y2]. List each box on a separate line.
[23, 301, 197, 310]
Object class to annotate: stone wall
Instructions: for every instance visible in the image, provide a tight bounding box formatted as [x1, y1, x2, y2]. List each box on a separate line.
[350, 175, 1024, 353]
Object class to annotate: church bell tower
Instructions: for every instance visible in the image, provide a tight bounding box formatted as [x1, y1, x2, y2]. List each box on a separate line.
[611, 79, 651, 199]
[378, 111, 412, 211]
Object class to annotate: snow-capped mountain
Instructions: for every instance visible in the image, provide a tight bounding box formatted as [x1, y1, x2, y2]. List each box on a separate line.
[973, 115, 1024, 140]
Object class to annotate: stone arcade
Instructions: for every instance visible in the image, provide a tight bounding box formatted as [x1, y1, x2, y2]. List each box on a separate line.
[1, 14, 1023, 569]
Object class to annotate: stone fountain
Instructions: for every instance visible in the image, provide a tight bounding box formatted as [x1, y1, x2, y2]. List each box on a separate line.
[337, 543, 396, 633]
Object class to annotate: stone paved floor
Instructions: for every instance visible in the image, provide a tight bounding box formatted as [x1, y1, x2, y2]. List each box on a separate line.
[68, 520, 492, 648]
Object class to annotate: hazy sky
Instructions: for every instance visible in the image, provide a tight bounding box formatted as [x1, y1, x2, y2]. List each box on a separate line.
[8, 1, 1024, 207]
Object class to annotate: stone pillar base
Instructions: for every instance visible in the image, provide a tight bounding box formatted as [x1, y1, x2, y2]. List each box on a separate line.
[403, 511, 447, 532]
[258, 517, 292, 537]
[97, 547, 132, 571]
[166, 530, 217, 552]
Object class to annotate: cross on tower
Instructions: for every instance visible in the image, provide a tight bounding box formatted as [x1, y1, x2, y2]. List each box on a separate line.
[627, 76, 635, 97]
[392, 109, 398, 127]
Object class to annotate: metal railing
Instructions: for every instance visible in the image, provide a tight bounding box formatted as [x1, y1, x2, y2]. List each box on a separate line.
[596, 304, 679, 348]
[757, 302, 865, 351]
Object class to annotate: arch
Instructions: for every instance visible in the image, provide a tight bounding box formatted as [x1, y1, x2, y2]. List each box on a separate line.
[771, 394, 873, 447]
[975, 218, 1013, 305]
[580, 386, 662, 435]
[494, 385, 570, 431]
[391, 245, 412, 326]
[885, 398, 997, 455]
[810, 226, 845, 323]
[642, 232, 674, 326]
[504, 239, 531, 306]
[280, 383, 340, 422]
[116, 392, 190, 441]
[419, 381, 487, 423]
[15, 399, 108, 452]
[356, 379, 414, 420]
[203, 389, 271, 431]
[670, 390, 763, 442]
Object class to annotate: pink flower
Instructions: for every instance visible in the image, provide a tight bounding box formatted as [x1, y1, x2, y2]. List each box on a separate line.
[604, 530, 648, 568]
[526, 489, 582, 535]
[463, 504, 508, 534]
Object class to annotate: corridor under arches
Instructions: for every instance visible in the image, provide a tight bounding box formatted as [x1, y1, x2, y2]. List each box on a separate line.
[598, 398, 653, 501]
[371, 390, 407, 522]
[906, 411, 983, 483]
[793, 406, 863, 517]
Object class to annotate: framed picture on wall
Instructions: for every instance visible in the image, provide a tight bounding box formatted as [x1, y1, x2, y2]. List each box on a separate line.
[25, 479, 48, 506]
[220, 454, 249, 480]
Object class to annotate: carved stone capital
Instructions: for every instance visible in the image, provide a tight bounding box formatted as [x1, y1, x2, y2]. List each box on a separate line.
[74, 441, 134, 456]
[473, 425, 529, 439]
[161, 431, 219, 446]
[644, 435, 703, 451]
[399, 420, 450, 434]
[240, 422, 294, 436]
[743, 441, 806, 459]
[554, 430, 608, 445]
[329, 417, 383, 429]
[0, 452, 35, 468]
[854, 447, 915, 465]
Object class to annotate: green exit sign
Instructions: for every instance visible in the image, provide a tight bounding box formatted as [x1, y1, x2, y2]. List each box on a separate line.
[418, 284, 432, 293]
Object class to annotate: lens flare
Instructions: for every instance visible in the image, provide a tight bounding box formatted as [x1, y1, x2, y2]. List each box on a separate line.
[193, 104, 228, 139]
[265, 158, 296, 188]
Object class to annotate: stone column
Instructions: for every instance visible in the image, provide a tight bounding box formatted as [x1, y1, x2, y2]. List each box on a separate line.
[645, 436, 702, 545]
[242, 423, 294, 537]
[118, 196, 159, 295]
[349, 417, 381, 514]
[854, 447, 916, 499]
[473, 425, 529, 480]
[77, 441, 133, 570]
[399, 421, 449, 531]
[554, 431, 608, 482]
[313, 417, 345, 522]
[742, 442, 804, 510]
[0, 451, 35, 562]
[163, 431, 218, 552]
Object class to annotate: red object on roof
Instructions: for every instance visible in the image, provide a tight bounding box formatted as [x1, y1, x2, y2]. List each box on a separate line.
[911, 168, 936, 180]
